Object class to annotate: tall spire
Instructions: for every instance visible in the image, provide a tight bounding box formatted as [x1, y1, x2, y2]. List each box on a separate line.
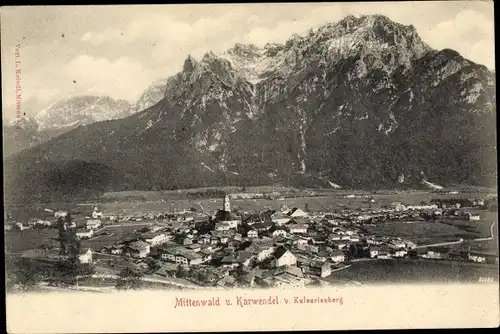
[223, 194, 231, 212]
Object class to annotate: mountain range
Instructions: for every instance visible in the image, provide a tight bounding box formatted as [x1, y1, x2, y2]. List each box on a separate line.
[2, 82, 169, 157]
[4, 14, 496, 203]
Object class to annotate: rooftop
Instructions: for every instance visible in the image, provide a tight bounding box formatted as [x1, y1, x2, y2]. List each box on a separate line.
[310, 261, 328, 268]
[273, 265, 303, 278]
[274, 246, 292, 259]
[128, 240, 150, 251]
[180, 250, 202, 260]
[216, 210, 238, 222]
[78, 248, 92, 255]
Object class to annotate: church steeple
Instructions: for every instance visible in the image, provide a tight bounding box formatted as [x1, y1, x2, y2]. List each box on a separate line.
[223, 194, 231, 212]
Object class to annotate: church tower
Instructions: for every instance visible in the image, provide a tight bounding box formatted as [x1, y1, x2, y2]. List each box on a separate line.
[223, 194, 231, 212]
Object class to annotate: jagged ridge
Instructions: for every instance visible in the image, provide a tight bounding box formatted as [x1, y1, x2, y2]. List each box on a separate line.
[4, 14, 496, 202]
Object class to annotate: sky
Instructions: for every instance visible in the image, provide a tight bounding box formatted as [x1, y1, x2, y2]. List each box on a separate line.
[0, 2, 495, 117]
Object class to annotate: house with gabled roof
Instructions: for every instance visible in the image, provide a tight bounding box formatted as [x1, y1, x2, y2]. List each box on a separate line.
[270, 226, 288, 238]
[287, 208, 308, 218]
[221, 254, 239, 269]
[237, 251, 254, 267]
[161, 246, 186, 262]
[289, 223, 309, 234]
[247, 244, 275, 262]
[247, 229, 258, 238]
[198, 233, 212, 244]
[272, 246, 297, 268]
[86, 219, 102, 230]
[126, 240, 151, 258]
[176, 250, 203, 266]
[78, 248, 93, 264]
[309, 261, 331, 278]
[111, 244, 126, 255]
[273, 265, 304, 278]
[330, 250, 345, 263]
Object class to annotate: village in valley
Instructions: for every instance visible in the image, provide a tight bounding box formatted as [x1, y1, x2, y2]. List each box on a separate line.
[4, 189, 499, 291]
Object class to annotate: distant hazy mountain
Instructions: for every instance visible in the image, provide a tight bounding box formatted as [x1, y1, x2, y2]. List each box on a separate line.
[5, 14, 496, 203]
[2, 97, 50, 124]
[3, 117, 41, 157]
[3, 95, 135, 157]
[126, 78, 169, 116]
[34, 95, 132, 131]
[3, 84, 173, 157]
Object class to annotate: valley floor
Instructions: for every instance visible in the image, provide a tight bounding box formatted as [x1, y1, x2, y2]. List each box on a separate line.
[5, 188, 498, 291]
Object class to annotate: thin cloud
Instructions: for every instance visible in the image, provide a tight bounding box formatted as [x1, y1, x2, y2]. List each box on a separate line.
[63, 55, 156, 101]
[1, 3, 495, 110]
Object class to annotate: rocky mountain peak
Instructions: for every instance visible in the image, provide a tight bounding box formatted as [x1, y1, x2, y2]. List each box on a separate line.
[34, 95, 132, 131]
[201, 51, 219, 63]
[308, 14, 429, 55]
[263, 43, 285, 57]
[183, 54, 199, 73]
[228, 43, 261, 59]
[5, 14, 496, 202]
[127, 78, 169, 115]
[285, 33, 306, 49]
[5, 115, 38, 130]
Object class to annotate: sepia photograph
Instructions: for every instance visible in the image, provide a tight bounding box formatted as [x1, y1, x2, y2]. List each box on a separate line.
[2, 1, 499, 332]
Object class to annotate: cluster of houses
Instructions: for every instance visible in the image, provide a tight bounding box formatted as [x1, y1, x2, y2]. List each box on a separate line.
[419, 245, 499, 264]
[115, 210, 196, 222]
[92, 195, 440, 287]
[21, 247, 94, 265]
[8, 194, 498, 288]
[430, 198, 487, 209]
[5, 207, 104, 231]
[4, 218, 53, 231]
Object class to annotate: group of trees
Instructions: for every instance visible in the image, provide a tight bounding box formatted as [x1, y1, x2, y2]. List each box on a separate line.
[430, 198, 487, 209]
[347, 243, 370, 259]
[115, 267, 144, 290]
[175, 265, 190, 278]
[137, 227, 151, 234]
[6, 213, 95, 291]
[57, 214, 79, 258]
[5, 257, 42, 291]
[185, 189, 228, 200]
[146, 258, 162, 274]
[56, 214, 96, 279]
[173, 265, 213, 285]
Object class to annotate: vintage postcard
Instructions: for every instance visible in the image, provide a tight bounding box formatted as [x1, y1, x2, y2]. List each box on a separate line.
[2, 2, 499, 333]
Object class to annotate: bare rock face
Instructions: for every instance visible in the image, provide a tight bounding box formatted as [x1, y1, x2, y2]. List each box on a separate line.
[34, 96, 132, 131]
[127, 78, 169, 116]
[5, 15, 496, 202]
[3, 96, 133, 157]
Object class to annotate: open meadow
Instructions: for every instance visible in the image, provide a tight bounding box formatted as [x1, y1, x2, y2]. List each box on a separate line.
[364, 219, 494, 245]
[327, 259, 499, 285]
[87, 188, 496, 215]
[80, 222, 155, 250]
[4, 221, 155, 254]
[5, 187, 496, 218]
[5, 229, 59, 254]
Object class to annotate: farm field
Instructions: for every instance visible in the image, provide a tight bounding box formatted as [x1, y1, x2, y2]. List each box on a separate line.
[4, 222, 154, 255]
[80, 222, 155, 250]
[5, 189, 496, 261]
[364, 220, 493, 245]
[92, 190, 496, 216]
[5, 188, 496, 220]
[327, 259, 499, 285]
[101, 186, 496, 200]
[449, 237, 499, 255]
[5, 229, 59, 253]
